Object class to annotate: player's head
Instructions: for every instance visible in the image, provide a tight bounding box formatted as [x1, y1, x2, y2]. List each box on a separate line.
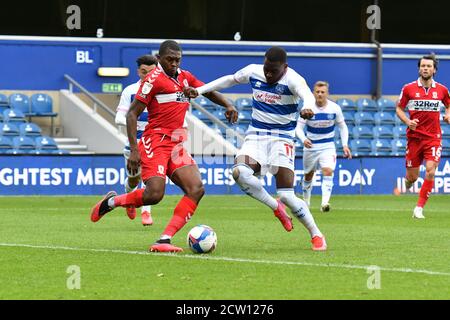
[418, 54, 438, 80]
[313, 81, 329, 106]
[136, 54, 158, 81]
[157, 40, 182, 77]
[263, 46, 288, 85]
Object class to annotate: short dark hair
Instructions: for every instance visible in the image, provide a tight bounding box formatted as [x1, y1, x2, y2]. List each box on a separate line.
[265, 46, 287, 63]
[136, 54, 157, 67]
[159, 40, 182, 56]
[418, 54, 438, 70]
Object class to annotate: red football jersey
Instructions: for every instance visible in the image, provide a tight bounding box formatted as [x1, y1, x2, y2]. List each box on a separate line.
[135, 64, 204, 136]
[398, 78, 450, 140]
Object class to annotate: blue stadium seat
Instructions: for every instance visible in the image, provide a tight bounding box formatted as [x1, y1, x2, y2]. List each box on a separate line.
[342, 111, 356, 125]
[235, 123, 248, 135]
[374, 111, 396, 125]
[192, 109, 212, 124]
[235, 97, 252, 111]
[35, 136, 58, 150]
[393, 125, 407, 139]
[334, 139, 344, 155]
[391, 139, 407, 155]
[52, 149, 70, 155]
[377, 97, 396, 112]
[350, 139, 371, 156]
[373, 125, 394, 139]
[0, 136, 13, 151]
[354, 112, 375, 125]
[0, 94, 9, 113]
[193, 96, 217, 111]
[31, 93, 57, 117]
[1, 123, 20, 136]
[371, 139, 392, 156]
[353, 125, 374, 139]
[441, 126, 450, 139]
[213, 110, 225, 121]
[356, 98, 377, 112]
[336, 98, 357, 111]
[13, 136, 36, 150]
[345, 124, 355, 138]
[19, 123, 42, 137]
[238, 110, 252, 123]
[394, 114, 405, 126]
[9, 93, 32, 115]
[3, 108, 26, 123]
[442, 140, 450, 156]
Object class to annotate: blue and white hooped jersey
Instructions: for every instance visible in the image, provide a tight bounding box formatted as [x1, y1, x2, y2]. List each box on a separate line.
[299, 100, 344, 150]
[233, 64, 315, 140]
[116, 81, 149, 145]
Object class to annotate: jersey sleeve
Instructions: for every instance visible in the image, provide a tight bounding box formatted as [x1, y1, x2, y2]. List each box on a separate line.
[135, 77, 156, 106]
[233, 64, 254, 84]
[288, 71, 315, 109]
[397, 85, 409, 109]
[443, 86, 450, 107]
[335, 105, 345, 123]
[183, 70, 205, 88]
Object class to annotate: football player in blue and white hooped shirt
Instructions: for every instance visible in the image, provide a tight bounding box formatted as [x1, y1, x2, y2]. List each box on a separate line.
[296, 81, 352, 212]
[115, 54, 157, 226]
[184, 47, 327, 251]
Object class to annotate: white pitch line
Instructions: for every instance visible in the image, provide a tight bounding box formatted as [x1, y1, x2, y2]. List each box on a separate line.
[1, 243, 449, 277]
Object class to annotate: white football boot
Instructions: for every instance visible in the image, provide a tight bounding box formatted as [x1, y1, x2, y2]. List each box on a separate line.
[412, 206, 425, 219]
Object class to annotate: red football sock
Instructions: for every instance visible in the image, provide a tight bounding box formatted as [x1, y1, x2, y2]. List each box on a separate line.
[417, 179, 433, 208]
[163, 196, 198, 237]
[113, 188, 144, 208]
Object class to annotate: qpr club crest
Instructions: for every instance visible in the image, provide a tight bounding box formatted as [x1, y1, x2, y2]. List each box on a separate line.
[275, 84, 284, 94]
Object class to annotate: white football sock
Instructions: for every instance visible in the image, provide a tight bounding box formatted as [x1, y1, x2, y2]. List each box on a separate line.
[302, 178, 313, 207]
[277, 189, 322, 238]
[234, 164, 278, 210]
[141, 205, 151, 213]
[321, 176, 334, 206]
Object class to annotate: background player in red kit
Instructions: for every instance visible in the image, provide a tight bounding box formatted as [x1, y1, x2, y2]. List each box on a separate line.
[396, 54, 450, 219]
[90, 40, 238, 252]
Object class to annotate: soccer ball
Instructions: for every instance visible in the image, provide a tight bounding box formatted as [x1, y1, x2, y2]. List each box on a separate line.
[187, 225, 217, 254]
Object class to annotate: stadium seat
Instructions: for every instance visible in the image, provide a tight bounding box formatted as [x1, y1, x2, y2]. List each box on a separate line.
[52, 149, 70, 155]
[350, 139, 371, 156]
[238, 110, 252, 123]
[35, 136, 58, 150]
[9, 93, 32, 115]
[377, 97, 396, 112]
[393, 125, 407, 139]
[193, 96, 217, 111]
[13, 136, 36, 150]
[336, 98, 357, 111]
[371, 139, 392, 156]
[442, 140, 450, 156]
[334, 139, 345, 154]
[19, 123, 42, 137]
[374, 112, 396, 125]
[342, 111, 356, 125]
[235, 123, 248, 135]
[354, 112, 375, 125]
[192, 109, 212, 124]
[373, 125, 394, 139]
[441, 126, 450, 139]
[394, 114, 405, 126]
[1, 123, 20, 136]
[235, 97, 253, 111]
[0, 136, 13, 151]
[356, 98, 377, 112]
[353, 125, 374, 139]
[0, 94, 9, 113]
[31, 93, 57, 116]
[3, 108, 26, 123]
[391, 139, 407, 155]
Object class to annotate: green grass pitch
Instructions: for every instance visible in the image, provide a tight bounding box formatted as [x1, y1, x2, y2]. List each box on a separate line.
[0, 194, 449, 300]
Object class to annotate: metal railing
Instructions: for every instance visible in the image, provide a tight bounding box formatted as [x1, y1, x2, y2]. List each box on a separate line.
[64, 74, 116, 120]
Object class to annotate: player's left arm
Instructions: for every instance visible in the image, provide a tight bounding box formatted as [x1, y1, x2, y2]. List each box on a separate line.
[335, 107, 351, 158]
[289, 73, 315, 119]
[203, 91, 238, 124]
[443, 87, 450, 124]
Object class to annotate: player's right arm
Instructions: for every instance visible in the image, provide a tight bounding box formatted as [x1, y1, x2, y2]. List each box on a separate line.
[295, 120, 312, 148]
[126, 99, 146, 176]
[396, 85, 419, 130]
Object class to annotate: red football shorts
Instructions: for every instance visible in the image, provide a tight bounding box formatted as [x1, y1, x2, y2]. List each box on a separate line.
[138, 133, 196, 181]
[405, 138, 442, 168]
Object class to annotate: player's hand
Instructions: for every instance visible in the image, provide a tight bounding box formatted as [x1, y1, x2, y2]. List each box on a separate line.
[444, 114, 450, 124]
[225, 106, 238, 124]
[127, 149, 141, 177]
[183, 87, 199, 99]
[300, 108, 314, 120]
[304, 139, 313, 148]
[343, 146, 352, 159]
[408, 118, 419, 130]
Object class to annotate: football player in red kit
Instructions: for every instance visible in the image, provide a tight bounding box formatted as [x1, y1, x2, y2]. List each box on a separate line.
[396, 54, 450, 219]
[91, 40, 238, 252]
